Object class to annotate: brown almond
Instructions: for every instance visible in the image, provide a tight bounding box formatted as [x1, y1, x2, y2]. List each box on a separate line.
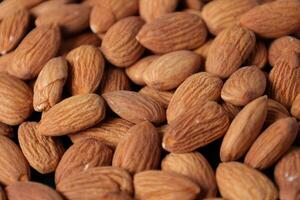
[291, 93, 300, 119]
[38, 94, 106, 136]
[112, 121, 161, 174]
[0, 122, 13, 138]
[265, 99, 290, 126]
[221, 102, 241, 121]
[139, 86, 174, 108]
[183, 0, 203, 10]
[90, 3, 116, 34]
[66, 45, 105, 95]
[143, 50, 201, 91]
[162, 152, 217, 198]
[194, 39, 213, 60]
[137, 12, 207, 53]
[245, 40, 267, 69]
[167, 72, 223, 122]
[245, 117, 298, 170]
[0, 186, 5, 200]
[205, 25, 256, 79]
[55, 139, 113, 184]
[31, 0, 75, 17]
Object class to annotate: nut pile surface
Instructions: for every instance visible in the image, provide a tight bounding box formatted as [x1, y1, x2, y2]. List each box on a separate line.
[0, 0, 300, 199]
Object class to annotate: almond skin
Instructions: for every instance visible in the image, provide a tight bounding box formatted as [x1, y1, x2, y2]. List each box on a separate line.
[66, 45, 105, 95]
[137, 12, 207, 53]
[8, 24, 61, 80]
[162, 152, 217, 198]
[18, 122, 64, 174]
[245, 40, 267, 69]
[0, 135, 30, 186]
[245, 117, 298, 170]
[221, 66, 266, 106]
[90, 4, 116, 34]
[163, 101, 230, 153]
[205, 25, 256, 79]
[6, 181, 63, 200]
[216, 162, 278, 200]
[265, 99, 290, 126]
[101, 16, 145, 67]
[30, 0, 74, 17]
[167, 72, 223, 122]
[291, 93, 300, 119]
[0, 9, 30, 55]
[221, 101, 241, 121]
[274, 148, 300, 200]
[103, 90, 166, 124]
[220, 96, 268, 162]
[143, 50, 201, 91]
[134, 170, 201, 200]
[194, 39, 213, 60]
[239, 0, 300, 38]
[112, 121, 161, 174]
[0, 122, 13, 138]
[0, 186, 5, 200]
[0, 73, 33, 125]
[139, 86, 174, 108]
[55, 139, 113, 184]
[33, 57, 68, 112]
[38, 94, 106, 136]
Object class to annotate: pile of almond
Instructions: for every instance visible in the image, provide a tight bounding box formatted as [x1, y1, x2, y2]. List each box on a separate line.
[0, 0, 300, 199]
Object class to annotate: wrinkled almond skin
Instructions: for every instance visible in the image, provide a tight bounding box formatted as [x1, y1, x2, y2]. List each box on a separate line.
[183, 0, 203, 10]
[33, 57, 68, 112]
[101, 17, 145, 67]
[216, 162, 278, 200]
[167, 72, 223, 122]
[205, 25, 256, 79]
[0, 122, 13, 138]
[0, 73, 33, 125]
[275, 148, 300, 200]
[245, 117, 298, 170]
[265, 99, 290, 126]
[8, 25, 61, 80]
[194, 39, 213, 60]
[291, 94, 300, 119]
[220, 96, 268, 162]
[55, 139, 113, 184]
[163, 101, 230, 153]
[103, 91, 166, 124]
[112, 121, 161, 174]
[137, 12, 207, 53]
[6, 181, 63, 200]
[66, 45, 105, 95]
[221, 101, 241, 121]
[143, 50, 201, 91]
[38, 94, 106, 136]
[0, 52, 13, 73]
[239, 0, 300, 38]
[221, 66, 266, 106]
[134, 170, 200, 200]
[245, 40, 267, 69]
[0, 9, 30, 55]
[0, 135, 30, 186]
[202, 0, 257, 35]
[139, 86, 173, 108]
[18, 122, 64, 174]
[162, 152, 217, 198]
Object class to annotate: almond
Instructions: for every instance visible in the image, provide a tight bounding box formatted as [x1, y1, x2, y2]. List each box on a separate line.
[245, 117, 298, 170]
[163, 101, 230, 153]
[103, 90, 166, 124]
[0, 73, 33, 125]
[291, 93, 300, 119]
[0, 186, 5, 200]
[101, 16, 145, 67]
[112, 121, 161, 174]
[33, 57, 68, 112]
[31, 0, 74, 17]
[0, 122, 13, 138]
[205, 25, 256, 79]
[162, 152, 217, 198]
[239, 0, 300, 38]
[100, 192, 133, 200]
[167, 72, 223, 122]
[139, 86, 174, 108]
[55, 139, 113, 184]
[216, 162, 278, 200]
[265, 99, 290, 126]
[134, 170, 200, 200]
[0, 52, 13, 73]
[18, 122, 64, 174]
[136, 12, 207, 53]
[0, 135, 30, 186]
[221, 66, 266, 106]
[183, 0, 203, 10]
[143, 50, 201, 90]
[66, 45, 105, 95]
[221, 101, 241, 121]
[194, 39, 213, 60]
[220, 96, 268, 162]
[245, 40, 267, 69]
[8, 24, 61, 80]
[38, 94, 106, 136]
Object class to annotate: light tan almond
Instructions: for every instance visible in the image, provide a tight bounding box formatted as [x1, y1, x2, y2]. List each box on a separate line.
[167, 72, 223, 122]
[216, 162, 278, 200]
[245, 40, 267, 69]
[33, 57, 68, 112]
[0, 122, 13, 138]
[194, 39, 213, 60]
[245, 117, 298, 170]
[143, 50, 201, 91]
[55, 139, 113, 184]
[205, 25, 256, 79]
[31, 0, 75, 17]
[139, 86, 174, 108]
[291, 93, 300, 119]
[136, 12, 207, 53]
[38, 94, 106, 136]
[162, 152, 217, 198]
[265, 99, 290, 126]
[220, 96, 268, 162]
[103, 90, 166, 124]
[221, 101, 241, 121]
